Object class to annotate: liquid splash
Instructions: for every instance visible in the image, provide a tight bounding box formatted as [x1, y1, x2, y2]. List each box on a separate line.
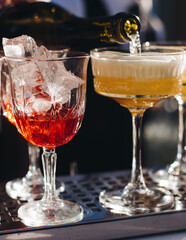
[129, 31, 141, 54]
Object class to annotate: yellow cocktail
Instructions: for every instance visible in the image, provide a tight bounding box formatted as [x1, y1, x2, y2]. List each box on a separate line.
[181, 72, 186, 101]
[92, 51, 183, 115]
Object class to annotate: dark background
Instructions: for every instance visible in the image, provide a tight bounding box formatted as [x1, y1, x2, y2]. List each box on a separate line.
[0, 0, 185, 181]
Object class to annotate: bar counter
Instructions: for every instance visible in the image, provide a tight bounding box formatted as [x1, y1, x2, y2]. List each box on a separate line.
[0, 170, 185, 240]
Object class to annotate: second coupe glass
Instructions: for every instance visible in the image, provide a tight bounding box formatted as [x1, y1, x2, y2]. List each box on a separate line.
[144, 41, 186, 188]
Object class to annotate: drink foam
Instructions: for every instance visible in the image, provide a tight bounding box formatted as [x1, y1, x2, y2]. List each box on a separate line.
[91, 51, 184, 79]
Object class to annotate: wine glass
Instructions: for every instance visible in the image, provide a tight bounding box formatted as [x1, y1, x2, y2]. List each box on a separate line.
[90, 46, 185, 215]
[1, 57, 65, 201]
[6, 50, 89, 226]
[143, 41, 186, 189]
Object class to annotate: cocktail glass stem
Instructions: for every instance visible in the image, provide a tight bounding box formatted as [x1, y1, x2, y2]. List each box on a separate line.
[42, 148, 57, 202]
[122, 112, 150, 197]
[23, 143, 43, 185]
[99, 109, 174, 215]
[168, 99, 186, 176]
[6, 143, 65, 200]
[5, 142, 45, 200]
[18, 148, 83, 226]
[129, 113, 147, 190]
[152, 98, 186, 187]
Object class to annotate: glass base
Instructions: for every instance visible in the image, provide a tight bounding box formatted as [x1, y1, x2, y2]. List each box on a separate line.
[99, 186, 174, 215]
[18, 199, 83, 226]
[152, 168, 186, 189]
[6, 178, 65, 201]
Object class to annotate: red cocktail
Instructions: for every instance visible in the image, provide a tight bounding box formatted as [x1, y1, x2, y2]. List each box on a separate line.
[15, 108, 83, 148]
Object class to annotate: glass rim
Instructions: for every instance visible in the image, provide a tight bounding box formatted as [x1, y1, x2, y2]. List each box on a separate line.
[3, 50, 90, 61]
[90, 46, 185, 60]
[143, 41, 186, 49]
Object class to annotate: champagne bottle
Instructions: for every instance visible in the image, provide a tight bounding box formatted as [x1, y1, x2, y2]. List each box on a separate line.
[0, 1, 140, 50]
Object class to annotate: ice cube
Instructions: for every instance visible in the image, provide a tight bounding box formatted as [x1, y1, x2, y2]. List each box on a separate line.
[11, 61, 42, 87]
[39, 60, 85, 105]
[36, 45, 50, 59]
[11, 61, 50, 109]
[4, 35, 85, 113]
[55, 62, 85, 99]
[2, 35, 37, 57]
[11, 59, 85, 113]
[26, 96, 51, 113]
[57, 67, 85, 90]
[10, 60, 70, 113]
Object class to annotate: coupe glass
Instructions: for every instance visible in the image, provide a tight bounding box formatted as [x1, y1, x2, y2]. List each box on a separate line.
[6, 51, 89, 226]
[144, 41, 186, 188]
[91, 47, 185, 215]
[1, 57, 64, 201]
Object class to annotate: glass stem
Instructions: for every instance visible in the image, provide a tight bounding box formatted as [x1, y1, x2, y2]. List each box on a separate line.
[42, 148, 57, 201]
[169, 100, 186, 175]
[24, 143, 43, 186]
[176, 101, 186, 163]
[130, 113, 147, 189]
[176, 101, 184, 162]
[27, 143, 41, 175]
[184, 101, 186, 162]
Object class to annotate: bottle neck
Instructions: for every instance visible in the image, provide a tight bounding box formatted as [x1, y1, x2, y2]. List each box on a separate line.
[81, 12, 140, 43]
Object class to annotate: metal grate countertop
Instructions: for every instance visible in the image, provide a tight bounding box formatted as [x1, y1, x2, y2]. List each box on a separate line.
[0, 170, 186, 240]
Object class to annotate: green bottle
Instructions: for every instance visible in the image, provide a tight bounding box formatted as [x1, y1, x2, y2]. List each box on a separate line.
[0, 1, 140, 50]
